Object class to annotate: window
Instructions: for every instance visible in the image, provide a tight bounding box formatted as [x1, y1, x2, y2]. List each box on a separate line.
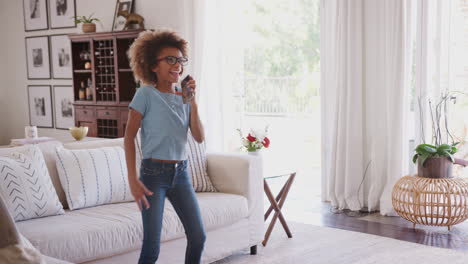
[238, 0, 322, 209]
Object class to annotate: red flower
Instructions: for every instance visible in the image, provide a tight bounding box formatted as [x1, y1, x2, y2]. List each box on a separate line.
[247, 134, 256, 142]
[262, 137, 270, 148]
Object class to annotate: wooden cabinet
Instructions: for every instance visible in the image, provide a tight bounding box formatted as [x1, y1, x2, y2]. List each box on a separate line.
[69, 30, 141, 138]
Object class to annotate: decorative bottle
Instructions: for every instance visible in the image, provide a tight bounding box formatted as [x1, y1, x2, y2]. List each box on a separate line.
[79, 81, 85, 100]
[86, 78, 93, 100]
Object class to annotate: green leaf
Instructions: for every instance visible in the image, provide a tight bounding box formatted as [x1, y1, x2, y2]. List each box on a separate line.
[452, 142, 460, 147]
[439, 150, 451, 157]
[447, 153, 455, 163]
[437, 144, 451, 151]
[419, 152, 431, 167]
[412, 154, 419, 164]
[451, 146, 458, 154]
[415, 144, 437, 154]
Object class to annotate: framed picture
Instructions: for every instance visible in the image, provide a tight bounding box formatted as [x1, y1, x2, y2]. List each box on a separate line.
[23, 0, 49, 31]
[53, 85, 74, 129]
[49, 0, 76, 29]
[112, 0, 134, 31]
[50, 35, 72, 79]
[28, 85, 53, 128]
[25, 36, 51, 79]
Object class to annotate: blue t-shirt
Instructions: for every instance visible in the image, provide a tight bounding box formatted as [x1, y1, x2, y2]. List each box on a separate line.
[129, 85, 191, 160]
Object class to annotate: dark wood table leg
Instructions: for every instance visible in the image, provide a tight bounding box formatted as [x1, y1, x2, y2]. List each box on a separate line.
[262, 172, 296, 246]
[250, 245, 257, 255]
[264, 180, 287, 220]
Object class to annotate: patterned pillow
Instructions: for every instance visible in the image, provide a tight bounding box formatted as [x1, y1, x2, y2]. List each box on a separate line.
[54, 146, 133, 210]
[0, 145, 64, 221]
[186, 131, 217, 192]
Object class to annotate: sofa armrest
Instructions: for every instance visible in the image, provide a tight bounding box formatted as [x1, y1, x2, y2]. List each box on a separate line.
[206, 153, 263, 212]
[0, 193, 20, 248]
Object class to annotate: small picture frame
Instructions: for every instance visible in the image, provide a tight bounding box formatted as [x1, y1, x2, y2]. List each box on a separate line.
[53, 85, 74, 129]
[50, 34, 72, 79]
[25, 36, 51, 79]
[112, 0, 134, 32]
[49, 0, 76, 29]
[28, 85, 53, 128]
[23, 0, 49, 31]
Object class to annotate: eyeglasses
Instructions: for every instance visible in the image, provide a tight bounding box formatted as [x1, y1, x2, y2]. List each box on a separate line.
[156, 56, 188, 66]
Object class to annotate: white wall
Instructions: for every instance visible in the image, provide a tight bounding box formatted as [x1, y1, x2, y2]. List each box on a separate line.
[0, 0, 194, 145]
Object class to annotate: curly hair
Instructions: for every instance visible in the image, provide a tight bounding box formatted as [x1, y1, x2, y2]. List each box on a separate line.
[128, 29, 188, 85]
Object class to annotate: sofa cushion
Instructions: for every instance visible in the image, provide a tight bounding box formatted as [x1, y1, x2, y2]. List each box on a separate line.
[0, 142, 68, 209]
[17, 192, 248, 263]
[0, 145, 64, 221]
[54, 146, 134, 210]
[64, 137, 143, 181]
[186, 130, 217, 192]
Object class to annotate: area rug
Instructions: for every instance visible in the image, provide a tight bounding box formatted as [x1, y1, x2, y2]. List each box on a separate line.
[212, 221, 468, 264]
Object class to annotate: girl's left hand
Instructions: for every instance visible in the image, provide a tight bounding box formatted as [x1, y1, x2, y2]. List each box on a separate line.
[186, 79, 197, 106]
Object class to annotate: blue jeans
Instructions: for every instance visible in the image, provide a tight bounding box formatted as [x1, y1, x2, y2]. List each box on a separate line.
[138, 159, 206, 264]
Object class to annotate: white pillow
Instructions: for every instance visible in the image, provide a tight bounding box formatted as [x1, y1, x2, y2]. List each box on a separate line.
[54, 146, 133, 210]
[0, 145, 64, 221]
[186, 131, 217, 192]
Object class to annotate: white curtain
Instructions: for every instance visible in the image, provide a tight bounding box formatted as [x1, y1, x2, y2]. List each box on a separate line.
[178, 0, 245, 153]
[415, 0, 468, 176]
[320, 0, 413, 214]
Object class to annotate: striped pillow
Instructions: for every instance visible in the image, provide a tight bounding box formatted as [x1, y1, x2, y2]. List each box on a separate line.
[186, 131, 216, 192]
[54, 146, 133, 210]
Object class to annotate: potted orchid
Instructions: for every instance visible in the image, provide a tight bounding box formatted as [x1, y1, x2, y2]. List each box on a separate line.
[238, 126, 270, 154]
[413, 91, 467, 178]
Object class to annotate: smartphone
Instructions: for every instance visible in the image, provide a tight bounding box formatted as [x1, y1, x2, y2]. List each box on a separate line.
[181, 75, 194, 104]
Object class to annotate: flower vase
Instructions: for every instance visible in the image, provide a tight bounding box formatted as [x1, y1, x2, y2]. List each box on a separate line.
[248, 150, 261, 156]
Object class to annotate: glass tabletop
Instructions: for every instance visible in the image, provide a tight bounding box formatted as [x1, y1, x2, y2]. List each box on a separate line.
[264, 172, 295, 180]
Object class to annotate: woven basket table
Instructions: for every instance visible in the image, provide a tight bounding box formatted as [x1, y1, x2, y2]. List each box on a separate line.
[392, 175, 468, 230]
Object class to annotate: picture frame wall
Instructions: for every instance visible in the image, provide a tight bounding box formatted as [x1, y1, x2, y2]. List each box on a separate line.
[49, 0, 76, 29]
[25, 36, 51, 79]
[28, 85, 54, 128]
[112, 0, 134, 31]
[53, 85, 74, 129]
[23, 0, 49, 31]
[50, 34, 72, 79]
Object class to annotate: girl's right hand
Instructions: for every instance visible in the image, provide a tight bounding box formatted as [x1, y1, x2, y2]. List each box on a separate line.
[129, 179, 153, 211]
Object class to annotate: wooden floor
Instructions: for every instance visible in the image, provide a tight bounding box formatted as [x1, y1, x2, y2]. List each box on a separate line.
[302, 203, 468, 251]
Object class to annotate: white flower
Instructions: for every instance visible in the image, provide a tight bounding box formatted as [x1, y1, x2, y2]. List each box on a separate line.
[243, 139, 250, 147]
[249, 129, 257, 138]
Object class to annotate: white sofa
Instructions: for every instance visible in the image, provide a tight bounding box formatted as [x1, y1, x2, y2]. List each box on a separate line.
[0, 138, 264, 264]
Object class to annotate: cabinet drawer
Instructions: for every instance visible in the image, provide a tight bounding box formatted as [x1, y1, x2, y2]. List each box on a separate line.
[96, 108, 118, 119]
[120, 109, 129, 121]
[74, 107, 95, 121]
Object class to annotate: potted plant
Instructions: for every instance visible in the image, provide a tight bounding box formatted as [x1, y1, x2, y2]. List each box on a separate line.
[412, 92, 466, 178]
[412, 143, 459, 178]
[74, 14, 100, 33]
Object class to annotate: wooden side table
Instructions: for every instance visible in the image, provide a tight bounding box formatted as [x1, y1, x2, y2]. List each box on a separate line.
[262, 172, 296, 246]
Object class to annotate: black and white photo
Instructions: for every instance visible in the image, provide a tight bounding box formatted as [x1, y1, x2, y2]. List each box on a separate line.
[23, 0, 48, 31]
[49, 0, 76, 29]
[50, 35, 72, 79]
[112, 0, 134, 31]
[34, 97, 46, 116]
[28, 85, 53, 128]
[53, 85, 74, 129]
[32, 48, 44, 67]
[26, 36, 51, 79]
